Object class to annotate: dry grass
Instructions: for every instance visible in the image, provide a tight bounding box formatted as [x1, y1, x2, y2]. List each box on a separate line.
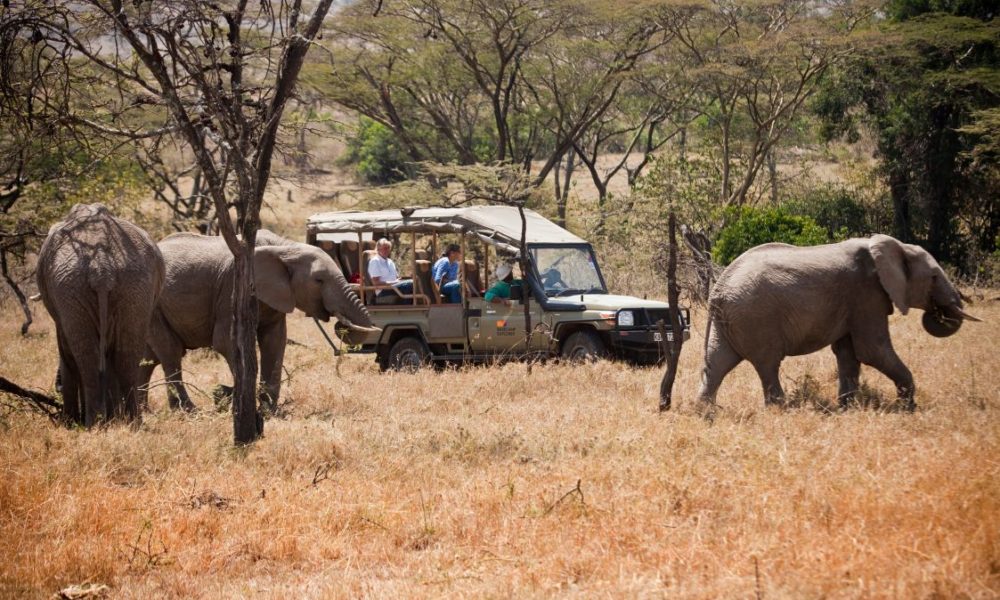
[1, 296, 998, 598]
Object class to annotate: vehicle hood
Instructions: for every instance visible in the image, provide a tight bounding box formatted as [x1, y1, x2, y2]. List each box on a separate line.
[572, 294, 671, 311]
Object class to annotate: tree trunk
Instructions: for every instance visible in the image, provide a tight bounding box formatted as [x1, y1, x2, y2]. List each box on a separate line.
[555, 152, 575, 228]
[767, 149, 779, 204]
[1, 248, 32, 336]
[231, 231, 262, 445]
[518, 205, 532, 375]
[659, 212, 685, 411]
[889, 169, 913, 243]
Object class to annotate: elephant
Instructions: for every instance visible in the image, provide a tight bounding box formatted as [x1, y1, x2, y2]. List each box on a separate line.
[36, 203, 165, 426]
[137, 230, 376, 412]
[694, 234, 981, 412]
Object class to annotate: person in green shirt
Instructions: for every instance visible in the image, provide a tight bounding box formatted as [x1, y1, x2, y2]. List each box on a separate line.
[485, 263, 518, 306]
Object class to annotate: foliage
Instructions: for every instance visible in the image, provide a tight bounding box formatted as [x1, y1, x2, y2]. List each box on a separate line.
[712, 206, 828, 266]
[341, 117, 412, 185]
[783, 186, 874, 241]
[813, 3, 1000, 270]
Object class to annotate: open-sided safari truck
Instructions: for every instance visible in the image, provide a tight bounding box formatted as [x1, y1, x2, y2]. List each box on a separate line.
[306, 206, 690, 371]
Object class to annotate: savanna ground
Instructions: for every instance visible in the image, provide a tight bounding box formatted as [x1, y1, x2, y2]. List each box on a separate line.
[1, 294, 999, 598]
[2, 153, 1000, 597]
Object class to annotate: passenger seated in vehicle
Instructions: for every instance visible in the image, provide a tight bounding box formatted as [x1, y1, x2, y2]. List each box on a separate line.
[368, 238, 413, 303]
[484, 263, 519, 307]
[432, 243, 463, 303]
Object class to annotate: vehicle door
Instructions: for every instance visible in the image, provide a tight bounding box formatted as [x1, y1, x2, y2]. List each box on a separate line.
[468, 292, 547, 355]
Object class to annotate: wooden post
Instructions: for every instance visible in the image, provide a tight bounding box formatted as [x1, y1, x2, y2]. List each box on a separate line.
[517, 204, 533, 373]
[659, 211, 686, 411]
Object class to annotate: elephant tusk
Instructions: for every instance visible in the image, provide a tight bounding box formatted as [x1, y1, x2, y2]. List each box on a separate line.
[338, 317, 381, 333]
[956, 308, 983, 322]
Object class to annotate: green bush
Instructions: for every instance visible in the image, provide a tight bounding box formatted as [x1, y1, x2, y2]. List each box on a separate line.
[341, 117, 411, 185]
[783, 186, 872, 241]
[712, 206, 828, 266]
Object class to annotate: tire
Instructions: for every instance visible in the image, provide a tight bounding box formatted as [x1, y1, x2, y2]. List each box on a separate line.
[560, 330, 608, 363]
[386, 336, 431, 372]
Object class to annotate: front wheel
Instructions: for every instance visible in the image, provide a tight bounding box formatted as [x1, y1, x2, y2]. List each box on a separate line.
[386, 336, 431, 372]
[560, 330, 608, 363]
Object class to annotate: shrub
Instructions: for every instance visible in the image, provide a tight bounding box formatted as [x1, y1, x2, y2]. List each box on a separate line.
[783, 186, 872, 241]
[712, 206, 828, 265]
[341, 117, 410, 185]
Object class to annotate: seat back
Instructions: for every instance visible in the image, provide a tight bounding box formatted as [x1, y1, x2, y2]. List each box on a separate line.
[362, 249, 378, 304]
[464, 260, 483, 297]
[318, 240, 340, 262]
[414, 249, 429, 262]
[362, 239, 376, 252]
[340, 240, 361, 277]
[414, 259, 439, 304]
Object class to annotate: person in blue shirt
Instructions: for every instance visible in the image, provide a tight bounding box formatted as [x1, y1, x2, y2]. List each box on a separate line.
[432, 243, 463, 303]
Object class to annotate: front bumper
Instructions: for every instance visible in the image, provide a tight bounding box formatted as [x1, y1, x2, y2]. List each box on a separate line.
[607, 327, 690, 358]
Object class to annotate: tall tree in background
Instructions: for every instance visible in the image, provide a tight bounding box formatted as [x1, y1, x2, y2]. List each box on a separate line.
[1, 0, 336, 444]
[815, 1, 999, 266]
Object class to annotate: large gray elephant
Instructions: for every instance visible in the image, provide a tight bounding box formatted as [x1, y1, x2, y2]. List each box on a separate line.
[37, 203, 165, 426]
[137, 230, 376, 411]
[695, 234, 981, 411]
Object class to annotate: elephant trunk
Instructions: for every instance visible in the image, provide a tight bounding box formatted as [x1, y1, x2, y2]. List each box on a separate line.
[922, 302, 980, 337]
[324, 273, 378, 332]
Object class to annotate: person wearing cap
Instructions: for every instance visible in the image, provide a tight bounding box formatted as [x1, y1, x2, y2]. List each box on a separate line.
[484, 263, 518, 306]
[369, 237, 413, 303]
[432, 243, 462, 303]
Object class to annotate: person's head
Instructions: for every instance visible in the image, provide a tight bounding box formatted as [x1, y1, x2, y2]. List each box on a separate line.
[494, 263, 513, 283]
[444, 243, 462, 263]
[376, 238, 392, 259]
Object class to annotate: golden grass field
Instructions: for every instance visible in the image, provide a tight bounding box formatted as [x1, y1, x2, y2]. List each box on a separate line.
[1, 291, 998, 598]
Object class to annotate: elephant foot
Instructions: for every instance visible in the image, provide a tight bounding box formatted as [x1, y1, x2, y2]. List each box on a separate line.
[694, 399, 718, 423]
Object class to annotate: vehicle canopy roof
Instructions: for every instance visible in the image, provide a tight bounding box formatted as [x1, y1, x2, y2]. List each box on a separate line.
[307, 206, 587, 254]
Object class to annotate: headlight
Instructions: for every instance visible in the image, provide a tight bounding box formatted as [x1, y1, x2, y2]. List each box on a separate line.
[617, 310, 635, 327]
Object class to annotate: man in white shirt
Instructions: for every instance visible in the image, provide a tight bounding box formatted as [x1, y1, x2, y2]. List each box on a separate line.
[368, 238, 413, 303]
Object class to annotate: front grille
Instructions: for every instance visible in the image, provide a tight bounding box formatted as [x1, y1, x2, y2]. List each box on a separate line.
[633, 308, 688, 329]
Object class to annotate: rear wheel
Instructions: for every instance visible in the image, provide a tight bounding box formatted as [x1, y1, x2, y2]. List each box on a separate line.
[560, 330, 608, 363]
[386, 336, 431, 372]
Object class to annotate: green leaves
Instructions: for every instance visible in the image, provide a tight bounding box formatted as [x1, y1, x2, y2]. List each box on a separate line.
[712, 206, 827, 266]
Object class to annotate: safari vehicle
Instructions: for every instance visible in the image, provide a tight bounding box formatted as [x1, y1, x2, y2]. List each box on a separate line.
[305, 206, 690, 371]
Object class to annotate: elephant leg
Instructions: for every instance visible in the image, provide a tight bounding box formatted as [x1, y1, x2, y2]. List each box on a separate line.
[257, 318, 287, 413]
[113, 343, 147, 424]
[697, 326, 743, 408]
[832, 336, 861, 409]
[753, 360, 785, 407]
[60, 319, 106, 426]
[148, 311, 195, 411]
[135, 348, 158, 413]
[56, 332, 82, 424]
[863, 345, 915, 411]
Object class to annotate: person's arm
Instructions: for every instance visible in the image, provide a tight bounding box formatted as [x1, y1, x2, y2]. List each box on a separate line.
[484, 283, 511, 306]
[432, 259, 447, 285]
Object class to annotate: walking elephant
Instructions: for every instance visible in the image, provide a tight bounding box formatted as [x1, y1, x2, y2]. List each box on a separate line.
[37, 203, 165, 426]
[137, 230, 376, 412]
[694, 234, 981, 412]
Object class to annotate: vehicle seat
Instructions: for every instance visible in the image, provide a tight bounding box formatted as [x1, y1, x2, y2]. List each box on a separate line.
[318, 240, 340, 264]
[414, 259, 439, 304]
[464, 260, 482, 297]
[340, 240, 361, 278]
[414, 249, 429, 261]
[362, 240, 376, 252]
[362, 249, 378, 304]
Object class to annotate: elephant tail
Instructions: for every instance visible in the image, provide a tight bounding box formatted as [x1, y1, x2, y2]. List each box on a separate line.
[97, 287, 110, 416]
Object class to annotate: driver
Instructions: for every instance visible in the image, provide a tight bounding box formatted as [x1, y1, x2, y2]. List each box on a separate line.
[485, 263, 518, 306]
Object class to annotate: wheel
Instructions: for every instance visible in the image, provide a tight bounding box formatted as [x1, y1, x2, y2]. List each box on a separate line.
[386, 336, 431, 372]
[560, 330, 608, 363]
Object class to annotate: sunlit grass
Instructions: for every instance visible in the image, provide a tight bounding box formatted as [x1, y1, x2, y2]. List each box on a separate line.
[2, 295, 998, 598]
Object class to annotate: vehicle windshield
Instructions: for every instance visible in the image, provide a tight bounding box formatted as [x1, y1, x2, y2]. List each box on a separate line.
[530, 245, 606, 297]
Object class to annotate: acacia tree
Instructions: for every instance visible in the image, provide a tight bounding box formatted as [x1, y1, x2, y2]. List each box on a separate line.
[326, 0, 670, 188]
[2, 0, 335, 444]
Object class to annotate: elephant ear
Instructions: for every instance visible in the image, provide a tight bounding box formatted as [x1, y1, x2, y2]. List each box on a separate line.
[869, 234, 909, 315]
[254, 246, 295, 313]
